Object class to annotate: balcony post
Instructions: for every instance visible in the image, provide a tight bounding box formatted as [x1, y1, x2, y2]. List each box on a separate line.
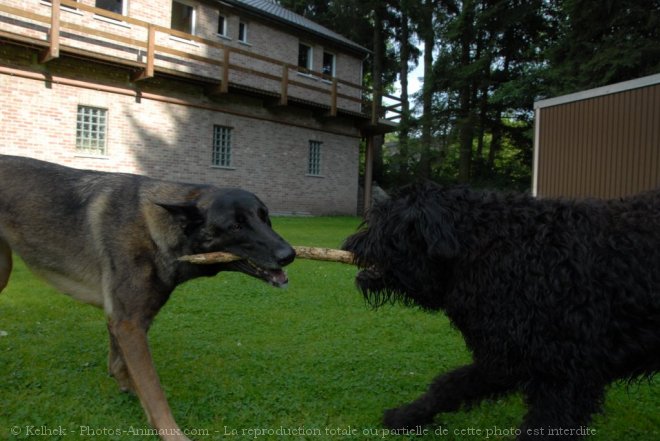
[279, 64, 289, 106]
[39, 0, 61, 63]
[132, 24, 155, 81]
[330, 77, 338, 116]
[220, 48, 230, 93]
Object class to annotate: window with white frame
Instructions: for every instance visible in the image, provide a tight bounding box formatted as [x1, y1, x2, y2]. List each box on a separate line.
[298, 43, 313, 72]
[322, 51, 335, 78]
[171, 0, 196, 35]
[76, 105, 108, 155]
[212, 125, 233, 167]
[308, 141, 322, 176]
[238, 22, 248, 43]
[95, 0, 126, 15]
[217, 14, 227, 37]
[43, 0, 79, 11]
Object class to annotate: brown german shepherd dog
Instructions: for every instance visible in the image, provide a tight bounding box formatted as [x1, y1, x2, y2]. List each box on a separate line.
[0, 155, 295, 441]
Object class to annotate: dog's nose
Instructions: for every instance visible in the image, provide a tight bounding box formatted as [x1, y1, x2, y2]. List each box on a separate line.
[276, 245, 296, 267]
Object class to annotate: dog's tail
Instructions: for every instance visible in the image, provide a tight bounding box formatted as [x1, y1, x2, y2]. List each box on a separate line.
[0, 239, 12, 293]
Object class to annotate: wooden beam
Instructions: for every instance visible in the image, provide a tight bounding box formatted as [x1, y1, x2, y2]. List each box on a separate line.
[279, 64, 289, 106]
[131, 24, 155, 82]
[143, 24, 155, 78]
[220, 48, 230, 93]
[39, 0, 60, 63]
[329, 77, 338, 116]
[384, 103, 402, 112]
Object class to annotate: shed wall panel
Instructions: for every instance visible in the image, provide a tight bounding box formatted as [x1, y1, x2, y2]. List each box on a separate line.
[537, 83, 660, 199]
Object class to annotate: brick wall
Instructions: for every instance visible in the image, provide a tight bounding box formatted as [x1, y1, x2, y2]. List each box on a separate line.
[0, 45, 361, 215]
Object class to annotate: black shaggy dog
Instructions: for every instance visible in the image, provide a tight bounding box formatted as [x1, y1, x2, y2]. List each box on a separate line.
[342, 182, 660, 440]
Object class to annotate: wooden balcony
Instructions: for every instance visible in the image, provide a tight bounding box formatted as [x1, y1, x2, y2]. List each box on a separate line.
[0, 0, 401, 130]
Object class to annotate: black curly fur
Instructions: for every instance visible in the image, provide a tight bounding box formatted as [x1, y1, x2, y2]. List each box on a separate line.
[342, 182, 660, 440]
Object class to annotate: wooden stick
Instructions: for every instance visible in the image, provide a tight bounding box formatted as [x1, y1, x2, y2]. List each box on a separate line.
[178, 246, 354, 265]
[178, 251, 242, 264]
[291, 246, 355, 264]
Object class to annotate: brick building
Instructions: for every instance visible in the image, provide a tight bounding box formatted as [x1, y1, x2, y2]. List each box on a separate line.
[0, 0, 399, 215]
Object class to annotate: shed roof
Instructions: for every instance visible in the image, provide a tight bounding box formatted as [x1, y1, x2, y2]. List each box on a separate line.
[219, 0, 370, 55]
[534, 73, 660, 109]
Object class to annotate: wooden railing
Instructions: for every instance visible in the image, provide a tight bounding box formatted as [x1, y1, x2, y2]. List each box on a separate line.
[0, 0, 402, 124]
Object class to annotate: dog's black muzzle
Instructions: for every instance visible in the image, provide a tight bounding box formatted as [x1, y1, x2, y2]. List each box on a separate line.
[228, 241, 295, 288]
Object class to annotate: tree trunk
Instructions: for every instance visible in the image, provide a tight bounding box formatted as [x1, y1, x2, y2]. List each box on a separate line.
[398, 8, 411, 180]
[457, 0, 475, 183]
[476, 85, 489, 160]
[488, 111, 502, 166]
[488, 51, 510, 167]
[371, 3, 386, 184]
[418, 0, 436, 179]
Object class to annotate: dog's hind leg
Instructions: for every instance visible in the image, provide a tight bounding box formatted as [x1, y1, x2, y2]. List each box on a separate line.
[517, 380, 604, 440]
[384, 364, 515, 430]
[108, 319, 191, 441]
[0, 239, 12, 293]
[108, 324, 135, 393]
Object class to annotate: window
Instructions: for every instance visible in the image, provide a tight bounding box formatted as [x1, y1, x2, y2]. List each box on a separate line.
[76, 106, 107, 155]
[95, 0, 126, 15]
[322, 51, 335, 78]
[298, 43, 312, 72]
[212, 125, 232, 167]
[171, 0, 195, 35]
[217, 14, 227, 37]
[308, 141, 321, 176]
[238, 22, 248, 43]
[43, 0, 78, 11]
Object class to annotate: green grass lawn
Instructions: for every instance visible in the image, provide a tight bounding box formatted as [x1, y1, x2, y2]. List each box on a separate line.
[0, 217, 658, 440]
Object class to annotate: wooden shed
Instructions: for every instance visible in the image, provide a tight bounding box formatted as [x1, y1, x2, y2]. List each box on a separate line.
[533, 73, 660, 199]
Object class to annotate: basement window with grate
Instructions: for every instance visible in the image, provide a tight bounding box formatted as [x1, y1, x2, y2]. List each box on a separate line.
[76, 105, 108, 156]
[308, 140, 322, 176]
[212, 125, 233, 168]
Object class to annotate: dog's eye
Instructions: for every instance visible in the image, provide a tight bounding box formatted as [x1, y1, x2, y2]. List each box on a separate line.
[230, 223, 241, 232]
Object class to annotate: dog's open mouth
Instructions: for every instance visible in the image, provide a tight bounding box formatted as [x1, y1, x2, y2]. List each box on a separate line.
[354, 264, 391, 296]
[357, 265, 383, 281]
[233, 259, 289, 288]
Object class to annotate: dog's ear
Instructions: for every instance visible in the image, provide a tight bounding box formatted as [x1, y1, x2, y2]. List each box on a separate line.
[413, 201, 460, 259]
[157, 202, 205, 234]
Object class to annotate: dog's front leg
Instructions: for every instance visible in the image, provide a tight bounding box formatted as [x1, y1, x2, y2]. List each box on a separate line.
[0, 239, 12, 292]
[108, 319, 192, 441]
[384, 364, 515, 429]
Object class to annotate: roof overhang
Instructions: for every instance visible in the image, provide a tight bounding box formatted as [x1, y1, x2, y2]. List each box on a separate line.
[216, 0, 371, 56]
[534, 73, 660, 110]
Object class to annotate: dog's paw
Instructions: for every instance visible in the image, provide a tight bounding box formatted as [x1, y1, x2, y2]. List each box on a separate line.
[108, 371, 136, 394]
[383, 405, 434, 430]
